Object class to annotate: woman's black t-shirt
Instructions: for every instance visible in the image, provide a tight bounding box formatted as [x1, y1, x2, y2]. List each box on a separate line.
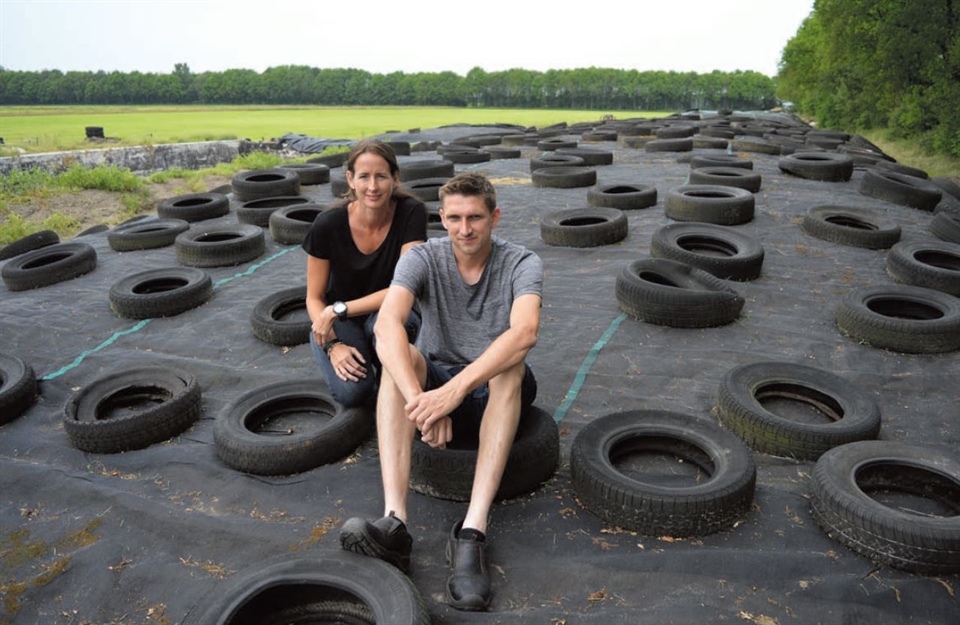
[302, 196, 427, 303]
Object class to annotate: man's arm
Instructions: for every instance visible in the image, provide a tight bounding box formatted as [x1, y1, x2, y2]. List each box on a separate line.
[373, 283, 422, 400]
[407, 292, 541, 433]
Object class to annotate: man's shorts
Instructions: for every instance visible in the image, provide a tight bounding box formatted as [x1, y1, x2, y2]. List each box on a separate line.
[423, 357, 538, 443]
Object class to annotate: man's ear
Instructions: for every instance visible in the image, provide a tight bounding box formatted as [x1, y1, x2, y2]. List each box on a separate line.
[491, 206, 502, 227]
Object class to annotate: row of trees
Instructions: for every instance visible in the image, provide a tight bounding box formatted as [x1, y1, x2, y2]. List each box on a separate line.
[777, 0, 959, 157]
[0, 64, 778, 111]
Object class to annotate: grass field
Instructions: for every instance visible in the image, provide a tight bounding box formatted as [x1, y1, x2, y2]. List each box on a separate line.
[0, 105, 671, 154]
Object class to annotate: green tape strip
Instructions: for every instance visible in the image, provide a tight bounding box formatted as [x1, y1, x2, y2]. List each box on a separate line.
[552, 313, 626, 423]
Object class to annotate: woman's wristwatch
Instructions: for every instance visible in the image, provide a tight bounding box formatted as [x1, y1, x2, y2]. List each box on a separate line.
[332, 301, 348, 320]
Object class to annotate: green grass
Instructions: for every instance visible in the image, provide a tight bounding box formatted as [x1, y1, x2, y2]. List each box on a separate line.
[0, 105, 670, 154]
[858, 129, 960, 180]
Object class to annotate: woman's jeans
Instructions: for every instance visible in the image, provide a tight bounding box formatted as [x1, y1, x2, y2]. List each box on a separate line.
[310, 310, 421, 408]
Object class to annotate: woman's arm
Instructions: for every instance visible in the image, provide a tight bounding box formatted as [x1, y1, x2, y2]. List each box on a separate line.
[306, 254, 336, 344]
[335, 239, 425, 318]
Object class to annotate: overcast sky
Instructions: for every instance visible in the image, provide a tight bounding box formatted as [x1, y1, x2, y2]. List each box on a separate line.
[0, 0, 814, 77]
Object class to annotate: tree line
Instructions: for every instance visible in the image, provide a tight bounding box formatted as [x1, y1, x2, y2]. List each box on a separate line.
[0, 63, 778, 111]
[777, 0, 959, 158]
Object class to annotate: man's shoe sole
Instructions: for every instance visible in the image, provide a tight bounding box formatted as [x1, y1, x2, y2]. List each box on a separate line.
[340, 517, 411, 572]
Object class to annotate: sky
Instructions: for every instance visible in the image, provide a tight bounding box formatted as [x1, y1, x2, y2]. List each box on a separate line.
[0, 0, 815, 77]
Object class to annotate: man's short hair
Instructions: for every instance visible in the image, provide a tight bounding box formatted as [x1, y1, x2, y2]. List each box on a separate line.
[439, 172, 497, 213]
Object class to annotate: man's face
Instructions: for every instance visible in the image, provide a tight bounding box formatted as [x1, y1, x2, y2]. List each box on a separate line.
[440, 194, 501, 258]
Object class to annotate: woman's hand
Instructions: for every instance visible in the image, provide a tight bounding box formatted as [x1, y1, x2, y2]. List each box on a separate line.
[311, 305, 338, 344]
[329, 343, 367, 382]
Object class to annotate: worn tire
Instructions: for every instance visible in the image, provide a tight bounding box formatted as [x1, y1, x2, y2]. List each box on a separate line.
[811, 441, 960, 574]
[930, 211, 960, 244]
[1, 242, 97, 291]
[181, 552, 430, 625]
[532, 166, 597, 189]
[651, 222, 764, 281]
[63, 366, 202, 453]
[410, 405, 559, 502]
[690, 155, 753, 170]
[570, 410, 756, 537]
[664, 185, 755, 225]
[442, 150, 491, 164]
[529, 154, 585, 172]
[778, 152, 854, 182]
[0, 352, 38, 426]
[398, 159, 454, 182]
[250, 286, 311, 346]
[555, 147, 614, 166]
[717, 362, 881, 461]
[537, 138, 578, 151]
[107, 218, 190, 252]
[615, 258, 745, 328]
[157, 193, 229, 222]
[587, 183, 657, 210]
[730, 138, 781, 155]
[238, 196, 309, 227]
[232, 169, 301, 202]
[540, 207, 628, 248]
[403, 177, 450, 202]
[859, 170, 943, 212]
[268, 203, 328, 245]
[109, 267, 213, 319]
[214, 380, 372, 476]
[836, 284, 960, 353]
[175, 224, 265, 268]
[689, 166, 762, 193]
[484, 146, 522, 160]
[886, 240, 960, 296]
[275, 163, 330, 185]
[645, 138, 693, 152]
[0, 230, 59, 261]
[930, 177, 960, 202]
[801, 205, 902, 250]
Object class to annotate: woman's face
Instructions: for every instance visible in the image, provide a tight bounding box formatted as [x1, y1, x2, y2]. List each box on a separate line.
[347, 152, 396, 211]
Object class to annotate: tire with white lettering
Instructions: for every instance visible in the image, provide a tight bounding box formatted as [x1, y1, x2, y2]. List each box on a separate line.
[664, 185, 755, 225]
[651, 223, 764, 281]
[214, 381, 372, 475]
[587, 183, 657, 210]
[717, 362, 881, 460]
[232, 169, 301, 202]
[570, 410, 756, 537]
[1, 242, 97, 292]
[836, 284, 960, 353]
[175, 224, 265, 268]
[778, 152, 854, 182]
[811, 441, 960, 574]
[859, 170, 943, 212]
[801, 205, 902, 250]
[63, 366, 202, 453]
[250, 286, 311, 346]
[886, 240, 960, 296]
[0, 230, 59, 261]
[410, 405, 559, 502]
[532, 166, 597, 189]
[540, 208, 628, 248]
[157, 193, 229, 222]
[107, 218, 190, 251]
[109, 267, 213, 319]
[615, 258, 745, 327]
[0, 352, 37, 426]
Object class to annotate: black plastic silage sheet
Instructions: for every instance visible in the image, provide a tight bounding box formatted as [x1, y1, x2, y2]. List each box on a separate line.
[1, 123, 958, 625]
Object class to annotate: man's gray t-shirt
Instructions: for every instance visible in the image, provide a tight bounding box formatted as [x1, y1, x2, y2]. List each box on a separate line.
[392, 236, 543, 367]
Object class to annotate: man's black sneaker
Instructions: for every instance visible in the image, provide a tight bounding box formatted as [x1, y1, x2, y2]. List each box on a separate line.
[445, 520, 491, 611]
[339, 511, 413, 572]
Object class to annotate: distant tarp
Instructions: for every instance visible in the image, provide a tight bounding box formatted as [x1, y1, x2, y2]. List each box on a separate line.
[277, 133, 355, 153]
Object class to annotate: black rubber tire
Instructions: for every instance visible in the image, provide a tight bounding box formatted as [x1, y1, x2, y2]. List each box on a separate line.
[587, 184, 657, 210]
[403, 177, 450, 202]
[875, 160, 929, 180]
[532, 166, 597, 189]
[157, 193, 229, 222]
[778, 152, 854, 182]
[109, 267, 213, 319]
[232, 169, 301, 202]
[656, 125, 697, 139]
[214, 380, 372, 476]
[801, 205, 902, 250]
[555, 147, 614, 166]
[181, 552, 430, 625]
[268, 203, 329, 245]
[689, 166, 762, 193]
[570, 409, 756, 537]
[0, 230, 59, 261]
[307, 151, 350, 169]
[930, 211, 960, 244]
[689, 155, 753, 170]
[250, 286, 311, 346]
[886, 240, 960, 296]
[692, 135, 730, 149]
[645, 138, 693, 152]
[484, 146, 521, 160]
[651, 222, 764, 281]
[63, 366, 202, 454]
[717, 361, 881, 461]
[811, 440, 960, 575]
[540, 208, 628, 248]
[836, 284, 960, 353]
[275, 163, 330, 185]
[859, 170, 944, 212]
[581, 130, 618, 142]
[664, 185, 755, 225]
[107, 218, 190, 252]
[175, 224, 265, 268]
[409, 405, 559, 502]
[0, 352, 38, 426]
[930, 177, 960, 202]
[615, 258, 745, 328]
[442, 150, 491, 164]
[529, 154, 585, 172]
[330, 175, 350, 198]
[730, 138, 782, 155]
[385, 141, 411, 156]
[398, 159, 454, 183]
[537, 138, 578, 151]
[1, 242, 97, 292]
[208, 183, 233, 196]
[238, 196, 310, 227]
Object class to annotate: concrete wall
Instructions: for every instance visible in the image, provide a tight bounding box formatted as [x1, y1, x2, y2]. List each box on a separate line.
[0, 140, 241, 176]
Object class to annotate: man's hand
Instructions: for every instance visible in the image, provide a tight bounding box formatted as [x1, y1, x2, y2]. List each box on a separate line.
[419, 416, 453, 449]
[405, 383, 464, 445]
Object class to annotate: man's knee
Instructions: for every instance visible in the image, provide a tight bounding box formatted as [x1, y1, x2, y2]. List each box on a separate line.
[488, 361, 526, 397]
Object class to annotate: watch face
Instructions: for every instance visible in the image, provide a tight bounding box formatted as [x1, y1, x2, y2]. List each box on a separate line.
[333, 301, 347, 316]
